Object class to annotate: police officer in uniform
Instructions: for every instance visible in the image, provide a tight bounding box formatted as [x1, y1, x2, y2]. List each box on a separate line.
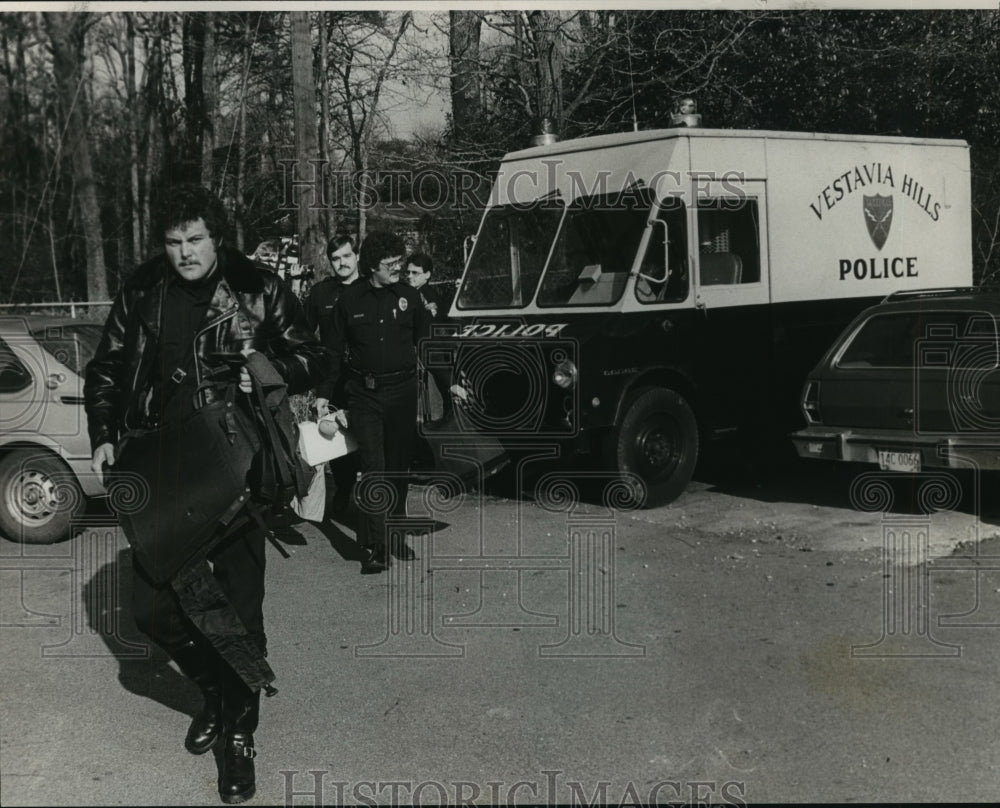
[304, 234, 360, 341]
[305, 235, 361, 513]
[316, 231, 461, 573]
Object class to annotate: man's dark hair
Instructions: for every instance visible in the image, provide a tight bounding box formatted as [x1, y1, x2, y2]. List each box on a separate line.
[156, 184, 231, 243]
[326, 234, 356, 262]
[406, 252, 434, 275]
[359, 230, 406, 277]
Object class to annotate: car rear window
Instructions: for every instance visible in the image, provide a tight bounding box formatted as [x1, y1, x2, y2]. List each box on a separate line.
[837, 310, 999, 369]
[0, 337, 32, 393]
[29, 324, 104, 376]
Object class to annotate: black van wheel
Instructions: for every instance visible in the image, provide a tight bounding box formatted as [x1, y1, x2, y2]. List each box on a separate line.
[605, 387, 698, 508]
[0, 449, 84, 544]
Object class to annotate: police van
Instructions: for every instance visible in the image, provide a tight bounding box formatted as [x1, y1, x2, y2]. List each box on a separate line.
[428, 127, 972, 506]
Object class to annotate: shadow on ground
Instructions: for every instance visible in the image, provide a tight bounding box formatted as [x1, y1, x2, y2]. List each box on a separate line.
[81, 547, 200, 718]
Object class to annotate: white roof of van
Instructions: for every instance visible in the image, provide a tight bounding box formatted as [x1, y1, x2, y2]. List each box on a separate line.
[504, 127, 969, 162]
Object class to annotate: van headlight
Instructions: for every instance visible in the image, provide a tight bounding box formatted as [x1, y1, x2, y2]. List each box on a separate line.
[553, 359, 578, 389]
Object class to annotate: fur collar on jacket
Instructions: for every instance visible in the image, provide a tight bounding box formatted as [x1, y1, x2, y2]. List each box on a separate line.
[124, 247, 267, 295]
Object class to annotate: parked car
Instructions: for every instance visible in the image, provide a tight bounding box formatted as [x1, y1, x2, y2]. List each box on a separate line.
[0, 316, 106, 544]
[791, 288, 1000, 474]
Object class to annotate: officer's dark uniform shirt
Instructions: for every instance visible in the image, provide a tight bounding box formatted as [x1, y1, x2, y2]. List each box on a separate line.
[304, 275, 355, 342]
[316, 279, 433, 404]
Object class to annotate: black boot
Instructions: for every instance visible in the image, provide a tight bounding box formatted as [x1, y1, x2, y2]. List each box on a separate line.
[218, 679, 260, 805]
[359, 544, 390, 574]
[170, 640, 223, 755]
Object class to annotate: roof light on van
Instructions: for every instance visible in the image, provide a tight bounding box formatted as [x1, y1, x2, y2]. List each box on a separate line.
[670, 97, 701, 128]
[530, 117, 559, 147]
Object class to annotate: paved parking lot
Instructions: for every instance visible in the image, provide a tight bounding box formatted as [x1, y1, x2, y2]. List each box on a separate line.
[4, 462, 1000, 805]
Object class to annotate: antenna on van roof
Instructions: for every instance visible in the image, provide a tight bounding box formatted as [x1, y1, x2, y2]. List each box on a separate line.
[625, 11, 639, 132]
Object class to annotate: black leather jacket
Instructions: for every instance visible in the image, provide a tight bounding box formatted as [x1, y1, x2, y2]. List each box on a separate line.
[85, 248, 330, 449]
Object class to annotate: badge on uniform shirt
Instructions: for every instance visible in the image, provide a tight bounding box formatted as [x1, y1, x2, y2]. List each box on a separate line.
[398, 298, 408, 312]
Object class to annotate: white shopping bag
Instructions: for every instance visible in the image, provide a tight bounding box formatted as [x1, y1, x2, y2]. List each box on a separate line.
[290, 464, 327, 522]
[297, 418, 358, 466]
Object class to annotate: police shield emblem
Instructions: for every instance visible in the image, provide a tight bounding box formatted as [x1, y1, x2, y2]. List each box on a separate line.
[863, 194, 893, 250]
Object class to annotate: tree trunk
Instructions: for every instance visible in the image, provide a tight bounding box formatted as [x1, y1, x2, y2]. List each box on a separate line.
[234, 15, 251, 252]
[235, 91, 246, 251]
[289, 11, 324, 274]
[358, 147, 368, 243]
[44, 103, 63, 301]
[141, 19, 165, 251]
[201, 12, 216, 186]
[158, 14, 177, 195]
[125, 14, 141, 262]
[43, 12, 108, 302]
[527, 10, 564, 130]
[182, 12, 209, 180]
[318, 14, 333, 244]
[449, 11, 483, 142]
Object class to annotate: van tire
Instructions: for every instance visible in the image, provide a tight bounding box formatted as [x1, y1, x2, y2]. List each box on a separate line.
[605, 387, 698, 508]
[0, 449, 84, 544]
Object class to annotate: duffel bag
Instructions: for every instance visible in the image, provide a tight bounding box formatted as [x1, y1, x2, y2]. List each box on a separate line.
[108, 384, 261, 584]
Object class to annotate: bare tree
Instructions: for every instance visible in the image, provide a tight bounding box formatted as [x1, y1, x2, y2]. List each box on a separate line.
[124, 14, 141, 260]
[42, 12, 108, 302]
[330, 11, 412, 239]
[289, 11, 324, 273]
[448, 10, 482, 143]
[93, 12, 143, 264]
[317, 15, 334, 245]
[201, 12, 216, 185]
[141, 14, 168, 250]
[231, 13, 257, 252]
[182, 11, 217, 183]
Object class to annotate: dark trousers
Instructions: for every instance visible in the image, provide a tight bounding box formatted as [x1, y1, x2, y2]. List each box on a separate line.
[346, 374, 417, 548]
[131, 520, 267, 656]
[327, 453, 358, 507]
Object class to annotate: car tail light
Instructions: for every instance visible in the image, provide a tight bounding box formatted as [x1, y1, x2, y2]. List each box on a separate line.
[802, 380, 821, 424]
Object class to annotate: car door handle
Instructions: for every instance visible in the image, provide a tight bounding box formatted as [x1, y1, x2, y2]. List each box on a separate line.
[58, 395, 86, 406]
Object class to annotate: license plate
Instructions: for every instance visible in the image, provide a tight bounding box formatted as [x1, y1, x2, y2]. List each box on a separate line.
[878, 450, 921, 473]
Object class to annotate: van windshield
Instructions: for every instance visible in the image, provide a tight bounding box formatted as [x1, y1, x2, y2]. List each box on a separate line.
[537, 188, 657, 307]
[456, 199, 564, 309]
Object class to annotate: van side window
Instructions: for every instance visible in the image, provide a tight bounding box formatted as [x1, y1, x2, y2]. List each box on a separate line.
[696, 198, 761, 285]
[636, 197, 688, 304]
[537, 188, 655, 308]
[0, 338, 32, 394]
